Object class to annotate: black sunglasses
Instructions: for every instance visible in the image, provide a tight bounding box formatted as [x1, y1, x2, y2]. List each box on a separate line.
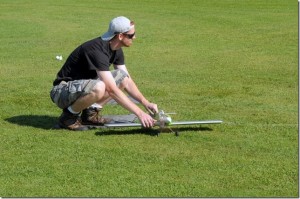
[122, 32, 135, 39]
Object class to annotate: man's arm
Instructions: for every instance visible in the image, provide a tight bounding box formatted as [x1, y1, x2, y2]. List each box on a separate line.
[97, 70, 155, 128]
[115, 65, 158, 114]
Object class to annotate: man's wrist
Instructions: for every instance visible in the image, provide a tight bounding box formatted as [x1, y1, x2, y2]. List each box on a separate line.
[141, 98, 150, 107]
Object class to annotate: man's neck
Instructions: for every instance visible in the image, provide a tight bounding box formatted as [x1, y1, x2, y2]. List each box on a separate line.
[109, 39, 122, 51]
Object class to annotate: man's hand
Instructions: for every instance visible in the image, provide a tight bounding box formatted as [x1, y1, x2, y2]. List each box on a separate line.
[144, 102, 158, 116]
[138, 111, 156, 128]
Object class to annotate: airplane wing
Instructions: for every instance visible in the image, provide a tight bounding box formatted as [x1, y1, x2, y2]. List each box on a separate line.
[104, 120, 223, 128]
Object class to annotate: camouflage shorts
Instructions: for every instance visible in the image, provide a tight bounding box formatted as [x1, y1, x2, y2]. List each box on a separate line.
[50, 69, 128, 109]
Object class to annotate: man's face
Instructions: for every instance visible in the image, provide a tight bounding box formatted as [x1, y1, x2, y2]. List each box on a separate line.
[121, 27, 136, 47]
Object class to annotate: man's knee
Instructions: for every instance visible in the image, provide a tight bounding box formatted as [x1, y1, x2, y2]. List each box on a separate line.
[119, 76, 129, 89]
[91, 81, 106, 100]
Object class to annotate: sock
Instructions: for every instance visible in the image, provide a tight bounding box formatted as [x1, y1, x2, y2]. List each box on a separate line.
[67, 106, 80, 114]
[90, 103, 103, 109]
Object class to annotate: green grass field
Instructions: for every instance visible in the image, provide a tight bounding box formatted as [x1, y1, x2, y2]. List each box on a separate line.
[0, 0, 298, 197]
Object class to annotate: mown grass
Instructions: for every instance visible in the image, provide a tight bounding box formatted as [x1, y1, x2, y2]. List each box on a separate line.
[0, 0, 298, 197]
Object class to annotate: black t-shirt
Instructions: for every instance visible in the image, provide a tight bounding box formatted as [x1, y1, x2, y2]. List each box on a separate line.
[53, 37, 124, 86]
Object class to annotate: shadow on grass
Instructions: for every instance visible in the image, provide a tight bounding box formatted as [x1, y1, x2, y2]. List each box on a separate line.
[5, 115, 57, 130]
[5, 115, 213, 137]
[95, 126, 213, 136]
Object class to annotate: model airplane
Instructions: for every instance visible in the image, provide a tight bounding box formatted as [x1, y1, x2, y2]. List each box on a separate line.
[89, 110, 223, 136]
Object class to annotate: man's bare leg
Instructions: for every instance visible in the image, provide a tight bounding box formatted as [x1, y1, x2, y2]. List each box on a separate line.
[97, 76, 129, 107]
[70, 81, 106, 112]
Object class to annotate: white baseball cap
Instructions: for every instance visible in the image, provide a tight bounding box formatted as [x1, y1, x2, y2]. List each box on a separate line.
[101, 16, 133, 41]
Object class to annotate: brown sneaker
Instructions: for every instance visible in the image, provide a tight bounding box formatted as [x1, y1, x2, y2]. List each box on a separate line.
[81, 107, 110, 125]
[58, 109, 88, 131]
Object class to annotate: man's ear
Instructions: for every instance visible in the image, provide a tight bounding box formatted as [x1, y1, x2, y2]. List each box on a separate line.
[117, 33, 124, 41]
